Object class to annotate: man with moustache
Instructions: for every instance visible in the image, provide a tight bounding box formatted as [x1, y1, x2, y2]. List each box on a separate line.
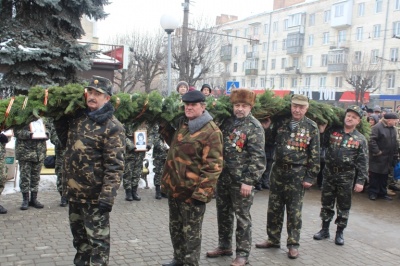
[313, 106, 368, 245]
[255, 94, 320, 259]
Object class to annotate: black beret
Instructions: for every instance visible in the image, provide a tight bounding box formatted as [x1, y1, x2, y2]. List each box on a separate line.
[384, 112, 399, 119]
[182, 90, 205, 103]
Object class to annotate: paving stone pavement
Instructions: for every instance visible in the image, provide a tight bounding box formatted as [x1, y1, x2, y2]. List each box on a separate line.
[1, 185, 400, 266]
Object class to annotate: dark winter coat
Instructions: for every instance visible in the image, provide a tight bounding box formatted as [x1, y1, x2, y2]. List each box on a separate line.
[55, 102, 125, 206]
[369, 119, 398, 174]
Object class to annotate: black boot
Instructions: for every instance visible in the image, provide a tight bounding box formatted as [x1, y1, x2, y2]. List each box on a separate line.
[125, 189, 133, 201]
[20, 192, 29, 210]
[313, 221, 330, 240]
[29, 192, 44, 208]
[335, 226, 344, 245]
[155, 185, 162, 200]
[60, 196, 68, 207]
[0, 204, 7, 214]
[132, 186, 141, 201]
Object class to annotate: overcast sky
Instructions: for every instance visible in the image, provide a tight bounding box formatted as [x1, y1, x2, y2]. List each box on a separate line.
[96, 0, 273, 42]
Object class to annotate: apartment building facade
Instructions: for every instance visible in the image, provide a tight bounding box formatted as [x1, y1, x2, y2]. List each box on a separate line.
[204, 0, 400, 102]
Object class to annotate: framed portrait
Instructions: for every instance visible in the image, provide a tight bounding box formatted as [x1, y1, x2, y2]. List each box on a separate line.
[2, 129, 13, 137]
[30, 118, 47, 139]
[134, 130, 147, 151]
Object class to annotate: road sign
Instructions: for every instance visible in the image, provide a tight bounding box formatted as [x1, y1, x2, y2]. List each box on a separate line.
[226, 81, 239, 95]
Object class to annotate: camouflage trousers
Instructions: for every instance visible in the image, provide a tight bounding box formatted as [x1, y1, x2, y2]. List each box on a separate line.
[216, 179, 255, 258]
[267, 164, 306, 248]
[69, 201, 110, 266]
[168, 197, 205, 266]
[19, 160, 43, 193]
[123, 152, 145, 189]
[153, 149, 167, 186]
[320, 168, 355, 229]
[0, 152, 6, 195]
[55, 148, 65, 193]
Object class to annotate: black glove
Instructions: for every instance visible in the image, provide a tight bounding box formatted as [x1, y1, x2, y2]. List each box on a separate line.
[192, 199, 205, 206]
[98, 202, 112, 214]
[0, 133, 9, 144]
[146, 145, 152, 151]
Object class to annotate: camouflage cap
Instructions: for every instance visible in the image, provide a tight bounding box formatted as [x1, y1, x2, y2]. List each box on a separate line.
[346, 105, 363, 118]
[85, 76, 113, 96]
[291, 94, 309, 105]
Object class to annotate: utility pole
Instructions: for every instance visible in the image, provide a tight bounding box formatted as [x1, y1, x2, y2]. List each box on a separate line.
[180, 0, 189, 82]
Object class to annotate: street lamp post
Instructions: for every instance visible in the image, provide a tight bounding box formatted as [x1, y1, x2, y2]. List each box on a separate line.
[160, 14, 179, 96]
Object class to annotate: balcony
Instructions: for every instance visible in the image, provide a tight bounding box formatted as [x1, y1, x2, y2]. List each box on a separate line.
[327, 50, 348, 72]
[245, 69, 258, 76]
[286, 32, 304, 55]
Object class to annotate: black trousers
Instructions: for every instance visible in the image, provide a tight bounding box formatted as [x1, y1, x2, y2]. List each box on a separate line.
[368, 171, 388, 197]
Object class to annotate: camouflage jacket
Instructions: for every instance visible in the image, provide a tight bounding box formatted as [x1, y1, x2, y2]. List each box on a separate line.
[219, 114, 266, 186]
[14, 121, 49, 162]
[271, 116, 320, 183]
[323, 126, 368, 185]
[161, 111, 223, 204]
[55, 102, 125, 206]
[149, 123, 168, 157]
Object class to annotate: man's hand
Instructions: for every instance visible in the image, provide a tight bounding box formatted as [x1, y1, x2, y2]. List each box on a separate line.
[240, 183, 253, 197]
[302, 181, 313, 189]
[98, 202, 112, 215]
[354, 184, 363, 193]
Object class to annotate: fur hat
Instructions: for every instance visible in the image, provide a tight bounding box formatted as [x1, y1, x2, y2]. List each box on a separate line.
[230, 89, 256, 107]
[176, 81, 189, 91]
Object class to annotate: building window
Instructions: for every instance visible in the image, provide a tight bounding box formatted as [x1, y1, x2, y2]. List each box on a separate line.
[291, 78, 298, 88]
[358, 2, 365, 16]
[271, 59, 276, 70]
[270, 77, 274, 88]
[305, 76, 311, 88]
[235, 30, 240, 37]
[323, 32, 330, 44]
[234, 46, 238, 55]
[306, 55, 313, 67]
[280, 77, 285, 88]
[373, 24, 381, 38]
[309, 13, 315, 26]
[334, 4, 344, 17]
[375, 0, 383, 13]
[396, 0, 400, 10]
[371, 49, 379, 64]
[260, 78, 265, 88]
[354, 51, 362, 64]
[324, 10, 331, 23]
[388, 73, 396, 88]
[243, 45, 248, 54]
[335, 77, 343, 88]
[251, 78, 256, 87]
[390, 48, 399, 61]
[356, 27, 363, 41]
[244, 28, 248, 37]
[338, 30, 346, 43]
[394, 21, 400, 36]
[319, 76, 327, 88]
[321, 54, 328, 66]
[284, 19, 289, 30]
[282, 39, 287, 50]
[308, 34, 314, 46]
[254, 26, 259, 35]
[261, 60, 266, 70]
[272, 40, 277, 51]
[281, 58, 287, 69]
[242, 79, 246, 87]
[264, 23, 269, 34]
[273, 21, 278, 32]
[233, 63, 237, 72]
[293, 57, 299, 68]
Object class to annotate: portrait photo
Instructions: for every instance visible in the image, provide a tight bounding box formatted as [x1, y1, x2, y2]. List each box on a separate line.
[30, 118, 47, 139]
[134, 130, 147, 151]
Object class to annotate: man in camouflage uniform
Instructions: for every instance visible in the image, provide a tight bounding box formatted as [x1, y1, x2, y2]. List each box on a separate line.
[255, 94, 320, 259]
[55, 76, 125, 266]
[123, 123, 150, 201]
[206, 89, 266, 266]
[0, 132, 10, 214]
[313, 106, 368, 246]
[149, 123, 168, 199]
[160, 90, 223, 266]
[14, 119, 49, 210]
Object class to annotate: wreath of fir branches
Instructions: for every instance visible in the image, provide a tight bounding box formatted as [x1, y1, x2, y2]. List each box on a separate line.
[0, 85, 370, 139]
